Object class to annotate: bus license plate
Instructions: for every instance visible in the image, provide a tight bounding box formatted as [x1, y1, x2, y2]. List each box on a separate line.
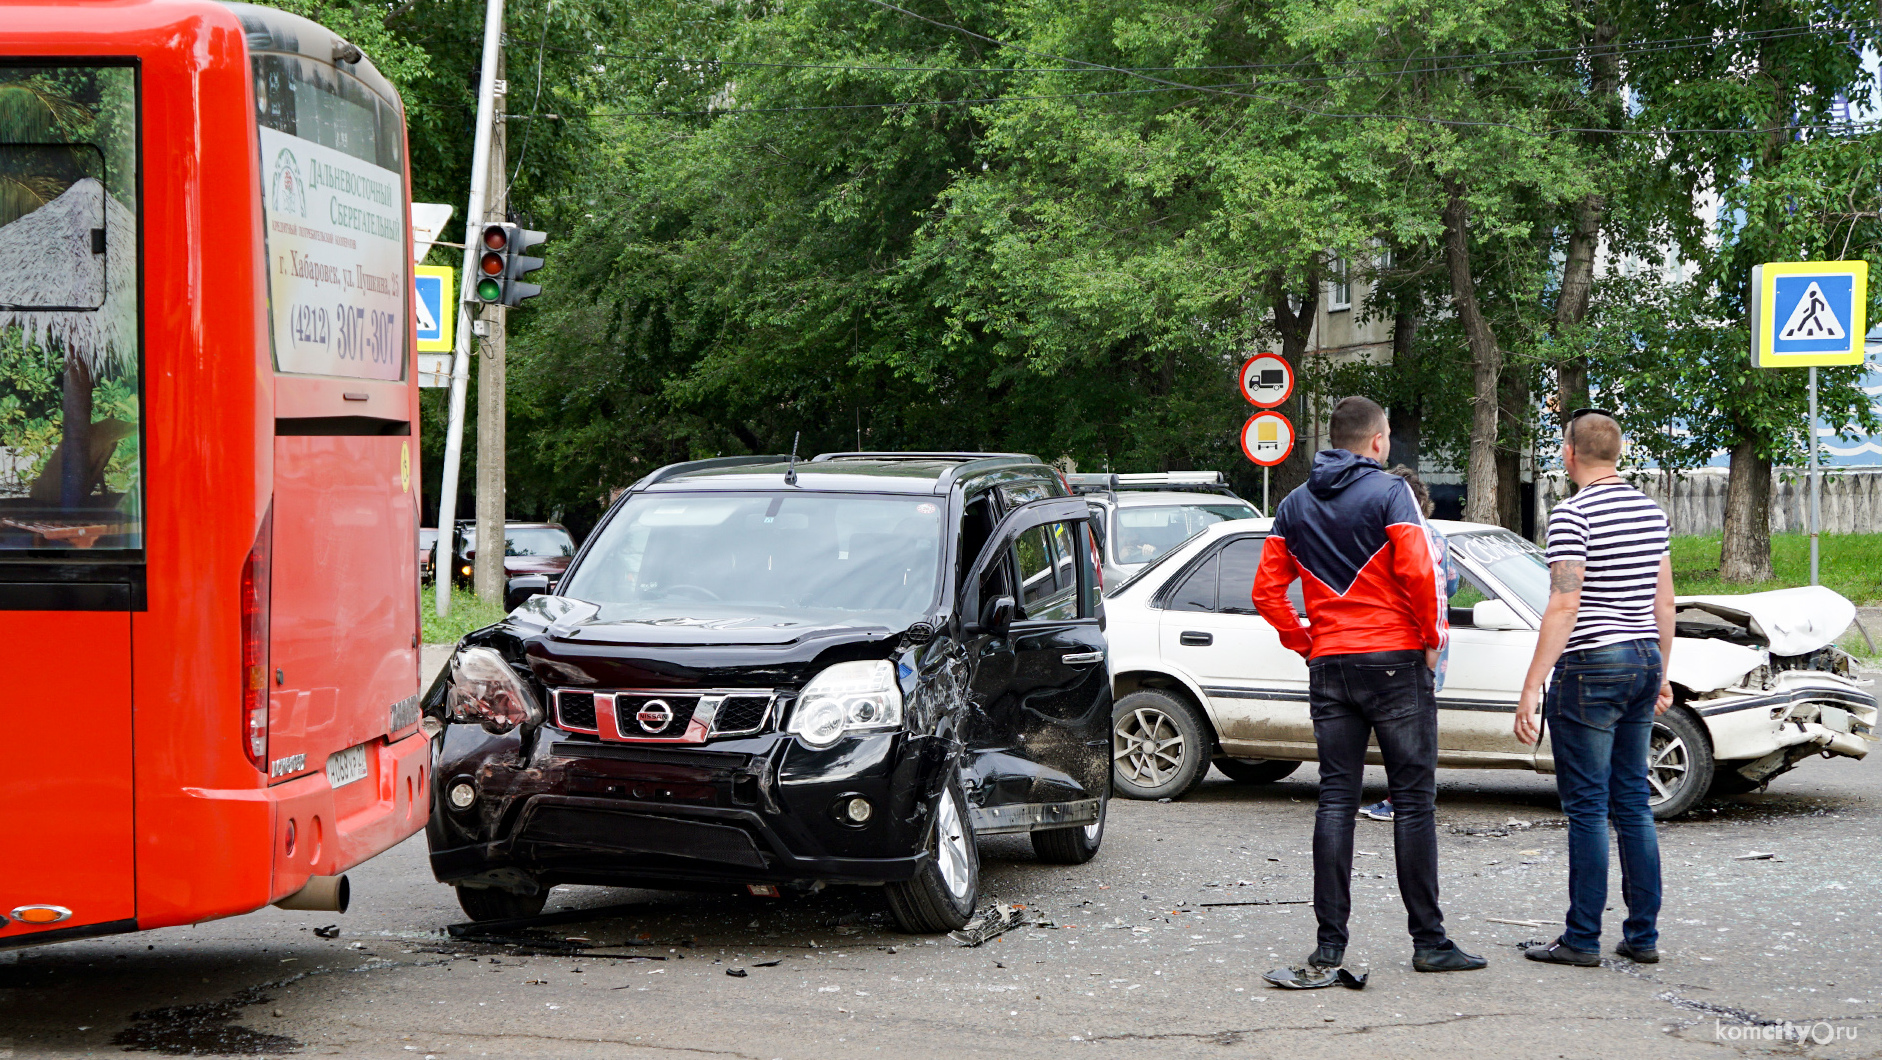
[326, 744, 370, 790]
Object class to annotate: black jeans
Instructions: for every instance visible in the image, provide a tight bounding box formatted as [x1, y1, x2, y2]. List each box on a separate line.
[1308, 649, 1445, 950]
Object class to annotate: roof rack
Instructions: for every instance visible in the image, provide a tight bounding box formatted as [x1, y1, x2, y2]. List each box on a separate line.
[811, 451, 1037, 463]
[1066, 471, 1233, 495]
[628, 455, 789, 491]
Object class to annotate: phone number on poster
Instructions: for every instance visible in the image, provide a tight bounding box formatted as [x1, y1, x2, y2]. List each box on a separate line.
[291, 302, 399, 365]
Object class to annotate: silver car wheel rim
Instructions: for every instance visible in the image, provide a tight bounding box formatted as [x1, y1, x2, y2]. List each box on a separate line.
[1114, 707, 1185, 789]
[1647, 726, 1688, 806]
[935, 787, 971, 900]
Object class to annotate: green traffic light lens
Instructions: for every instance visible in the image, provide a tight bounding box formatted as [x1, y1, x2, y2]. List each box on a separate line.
[476, 278, 503, 301]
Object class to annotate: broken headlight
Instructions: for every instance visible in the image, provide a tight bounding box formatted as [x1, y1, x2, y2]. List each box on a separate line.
[446, 646, 544, 734]
[788, 659, 903, 748]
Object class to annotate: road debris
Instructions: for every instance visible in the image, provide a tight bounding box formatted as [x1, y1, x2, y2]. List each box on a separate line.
[1199, 899, 1310, 908]
[1734, 852, 1779, 860]
[726, 968, 748, 977]
[752, 959, 782, 967]
[950, 904, 1028, 947]
[312, 925, 340, 939]
[1483, 917, 1562, 928]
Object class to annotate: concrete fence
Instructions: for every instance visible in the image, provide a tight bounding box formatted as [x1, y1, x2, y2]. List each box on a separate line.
[1534, 467, 1882, 538]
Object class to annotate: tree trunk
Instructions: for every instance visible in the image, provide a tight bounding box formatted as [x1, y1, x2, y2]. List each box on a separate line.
[1553, 194, 1600, 420]
[59, 357, 93, 508]
[1720, 437, 1771, 582]
[1387, 307, 1421, 469]
[1440, 182, 1501, 525]
[1267, 264, 1320, 497]
[1497, 362, 1526, 532]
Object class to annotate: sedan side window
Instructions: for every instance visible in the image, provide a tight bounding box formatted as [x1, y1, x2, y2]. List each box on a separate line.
[1212, 535, 1301, 614]
[1447, 567, 1496, 627]
[1167, 552, 1219, 612]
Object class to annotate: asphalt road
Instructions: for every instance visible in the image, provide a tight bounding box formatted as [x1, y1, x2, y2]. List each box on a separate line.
[5, 665, 1880, 1059]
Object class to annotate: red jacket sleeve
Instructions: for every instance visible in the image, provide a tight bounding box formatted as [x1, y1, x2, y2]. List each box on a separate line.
[1252, 534, 1313, 658]
[1386, 522, 1445, 652]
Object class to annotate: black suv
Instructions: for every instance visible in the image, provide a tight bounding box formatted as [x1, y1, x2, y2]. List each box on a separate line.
[424, 452, 1112, 932]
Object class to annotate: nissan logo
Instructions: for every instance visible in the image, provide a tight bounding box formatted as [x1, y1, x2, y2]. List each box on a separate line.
[636, 699, 674, 733]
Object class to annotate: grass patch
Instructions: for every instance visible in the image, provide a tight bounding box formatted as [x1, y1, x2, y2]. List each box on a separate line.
[1670, 532, 1882, 606]
[421, 586, 510, 646]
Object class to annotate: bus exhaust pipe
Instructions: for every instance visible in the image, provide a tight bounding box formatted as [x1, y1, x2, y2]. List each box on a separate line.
[274, 875, 350, 913]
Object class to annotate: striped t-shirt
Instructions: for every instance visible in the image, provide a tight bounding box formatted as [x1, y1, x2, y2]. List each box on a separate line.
[1544, 483, 1670, 652]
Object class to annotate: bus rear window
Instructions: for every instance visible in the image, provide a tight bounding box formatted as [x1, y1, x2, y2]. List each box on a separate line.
[0, 64, 141, 553]
[252, 53, 406, 381]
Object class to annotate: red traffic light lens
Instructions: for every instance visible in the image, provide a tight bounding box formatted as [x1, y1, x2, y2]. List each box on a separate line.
[480, 251, 504, 275]
[483, 226, 508, 251]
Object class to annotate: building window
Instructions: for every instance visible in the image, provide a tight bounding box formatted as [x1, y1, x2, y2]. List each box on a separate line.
[1327, 256, 1351, 311]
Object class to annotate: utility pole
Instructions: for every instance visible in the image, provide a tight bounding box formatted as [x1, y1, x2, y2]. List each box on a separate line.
[473, 50, 508, 605]
[433, 0, 504, 618]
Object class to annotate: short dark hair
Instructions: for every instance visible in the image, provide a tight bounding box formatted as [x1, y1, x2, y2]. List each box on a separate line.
[1568, 412, 1623, 463]
[1329, 395, 1389, 451]
[1388, 465, 1434, 517]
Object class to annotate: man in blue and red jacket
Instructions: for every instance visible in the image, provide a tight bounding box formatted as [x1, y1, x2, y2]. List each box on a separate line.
[1252, 396, 1486, 976]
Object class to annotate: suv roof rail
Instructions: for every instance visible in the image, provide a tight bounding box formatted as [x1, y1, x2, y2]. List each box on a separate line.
[932, 454, 1053, 494]
[810, 451, 1037, 463]
[630, 454, 790, 491]
[1067, 471, 1232, 495]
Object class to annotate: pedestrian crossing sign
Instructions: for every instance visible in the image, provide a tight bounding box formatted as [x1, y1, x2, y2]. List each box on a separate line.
[414, 265, 456, 353]
[1751, 260, 1867, 367]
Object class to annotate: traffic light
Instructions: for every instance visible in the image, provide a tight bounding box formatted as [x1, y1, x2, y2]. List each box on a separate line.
[471, 223, 548, 308]
[504, 227, 547, 306]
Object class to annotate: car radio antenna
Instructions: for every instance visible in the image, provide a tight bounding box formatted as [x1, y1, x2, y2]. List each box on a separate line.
[785, 432, 800, 486]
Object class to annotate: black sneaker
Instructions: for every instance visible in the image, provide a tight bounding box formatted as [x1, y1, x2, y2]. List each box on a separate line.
[1412, 940, 1488, 972]
[1614, 940, 1659, 964]
[1522, 937, 1600, 967]
[1308, 944, 1345, 969]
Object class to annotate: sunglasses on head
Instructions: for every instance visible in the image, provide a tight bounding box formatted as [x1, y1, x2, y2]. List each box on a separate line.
[1565, 407, 1614, 444]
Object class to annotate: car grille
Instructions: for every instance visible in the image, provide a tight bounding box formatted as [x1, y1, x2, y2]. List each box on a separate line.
[550, 688, 776, 743]
[556, 691, 598, 731]
[711, 693, 773, 736]
[616, 694, 700, 738]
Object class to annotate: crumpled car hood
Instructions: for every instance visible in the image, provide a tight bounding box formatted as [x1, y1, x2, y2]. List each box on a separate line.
[1674, 586, 1855, 657]
[506, 594, 897, 647]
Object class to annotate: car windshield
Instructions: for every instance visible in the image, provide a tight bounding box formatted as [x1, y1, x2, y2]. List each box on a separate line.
[504, 528, 573, 557]
[559, 492, 943, 627]
[1112, 503, 1257, 565]
[1450, 529, 1549, 616]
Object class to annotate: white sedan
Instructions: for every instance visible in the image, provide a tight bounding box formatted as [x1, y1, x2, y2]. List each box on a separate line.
[1103, 518, 1877, 818]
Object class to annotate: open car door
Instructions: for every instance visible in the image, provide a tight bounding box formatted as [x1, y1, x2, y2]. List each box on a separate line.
[957, 497, 1110, 835]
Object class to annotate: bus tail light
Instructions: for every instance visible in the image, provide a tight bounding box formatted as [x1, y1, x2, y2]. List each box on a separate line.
[242, 507, 273, 772]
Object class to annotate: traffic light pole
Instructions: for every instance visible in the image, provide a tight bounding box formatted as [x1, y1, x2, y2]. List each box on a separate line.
[474, 79, 508, 605]
[433, 0, 504, 618]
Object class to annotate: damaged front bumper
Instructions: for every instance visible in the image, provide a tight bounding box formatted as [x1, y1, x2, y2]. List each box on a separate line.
[428, 722, 951, 895]
[1690, 670, 1878, 784]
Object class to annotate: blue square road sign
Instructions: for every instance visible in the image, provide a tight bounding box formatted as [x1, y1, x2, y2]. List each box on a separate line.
[1751, 261, 1867, 368]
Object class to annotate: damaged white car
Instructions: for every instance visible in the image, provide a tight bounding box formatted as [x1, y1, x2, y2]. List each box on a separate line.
[1104, 518, 1877, 818]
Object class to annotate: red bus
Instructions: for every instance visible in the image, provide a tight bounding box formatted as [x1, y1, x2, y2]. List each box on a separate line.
[0, 0, 428, 947]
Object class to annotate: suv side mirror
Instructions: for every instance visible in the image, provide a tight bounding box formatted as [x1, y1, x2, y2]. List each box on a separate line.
[505, 574, 552, 611]
[983, 595, 1016, 637]
[1472, 598, 1527, 631]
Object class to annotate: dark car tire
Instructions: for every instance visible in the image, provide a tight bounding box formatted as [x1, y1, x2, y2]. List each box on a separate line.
[1648, 708, 1714, 820]
[1032, 796, 1106, 865]
[1213, 757, 1302, 784]
[886, 777, 980, 934]
[1112, 689, 1212, 801]
[455, 884, 548, 923]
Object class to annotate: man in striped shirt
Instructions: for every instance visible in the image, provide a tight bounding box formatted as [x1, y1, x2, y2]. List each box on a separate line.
[1514, 410, 1673, 968]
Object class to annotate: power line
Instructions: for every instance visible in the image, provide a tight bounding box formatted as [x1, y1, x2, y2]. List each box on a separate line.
[531, 17, 1877, 79]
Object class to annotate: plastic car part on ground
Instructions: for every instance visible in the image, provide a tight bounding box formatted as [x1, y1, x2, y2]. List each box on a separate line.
[949, 903, 1028, 947]
[1262, 964, 1369, 989]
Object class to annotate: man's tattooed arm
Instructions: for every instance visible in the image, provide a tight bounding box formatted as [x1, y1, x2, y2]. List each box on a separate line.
[1549, 561, 1585, 595]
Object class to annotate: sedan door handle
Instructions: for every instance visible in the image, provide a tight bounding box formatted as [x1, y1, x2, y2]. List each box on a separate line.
[1061, 651, 1106, 665]
[1179, 631, 1213, 647]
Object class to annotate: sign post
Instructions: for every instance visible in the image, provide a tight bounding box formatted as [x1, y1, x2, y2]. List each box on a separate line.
[1748, 260, 1869, 585]
[1239, 353, 1295, 513]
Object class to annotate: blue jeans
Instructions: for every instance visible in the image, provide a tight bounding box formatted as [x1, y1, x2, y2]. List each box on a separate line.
[1545, 638, 1663, 953]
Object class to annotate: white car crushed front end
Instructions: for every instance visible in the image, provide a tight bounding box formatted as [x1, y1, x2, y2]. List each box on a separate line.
[1670, 587, 1876, 789]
